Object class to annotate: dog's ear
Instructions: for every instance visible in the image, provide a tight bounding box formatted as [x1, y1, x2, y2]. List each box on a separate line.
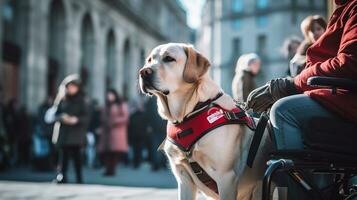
[183, 46, 210, 83]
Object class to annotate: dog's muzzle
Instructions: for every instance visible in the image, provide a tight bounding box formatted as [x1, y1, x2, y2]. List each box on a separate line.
[139, 67, 169, 95]
[139, 67, 154, 93]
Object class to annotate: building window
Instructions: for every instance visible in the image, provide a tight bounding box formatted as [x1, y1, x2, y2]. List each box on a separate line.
[232, 0, 243, 12]
[2, 3, 14, 21]
[257, 34, 267, 59]
[256, 0, 269, 10]
[231, 19, 241, 30]
[256, 15, 268, 27]
[255, 0, 269, 27]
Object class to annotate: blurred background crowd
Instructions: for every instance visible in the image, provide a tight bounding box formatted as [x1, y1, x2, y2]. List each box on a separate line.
[0, 0, 335, 187]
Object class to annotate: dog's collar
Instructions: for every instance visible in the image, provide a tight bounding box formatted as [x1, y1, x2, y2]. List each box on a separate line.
[192, 92, 223, 111]
[172, 92, 224, 124]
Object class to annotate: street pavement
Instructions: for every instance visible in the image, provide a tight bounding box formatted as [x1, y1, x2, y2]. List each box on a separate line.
[0, 163, 212, 199]
[0, 162, 177, 188]
[0, 163, 185, 199]
[0, 181, 178, 200]
[0, 163, 281, 200]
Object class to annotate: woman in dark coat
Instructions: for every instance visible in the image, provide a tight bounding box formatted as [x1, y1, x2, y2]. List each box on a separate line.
[53, 75, 90, 183]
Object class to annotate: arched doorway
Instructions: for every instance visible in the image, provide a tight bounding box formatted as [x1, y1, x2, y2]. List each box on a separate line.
[80, 13, 95, 97]
[1, 0, 21, 104]
[47, 0, 66, 98]
[123, 38, 131, 100]
[105, 29, 116, 91]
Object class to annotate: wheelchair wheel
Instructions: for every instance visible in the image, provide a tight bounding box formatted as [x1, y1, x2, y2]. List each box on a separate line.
[344, 193, 357, 200]
[344, 184, 357, 200]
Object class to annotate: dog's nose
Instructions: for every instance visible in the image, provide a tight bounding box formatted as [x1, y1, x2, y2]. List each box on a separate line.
[139, 67, 153, 77]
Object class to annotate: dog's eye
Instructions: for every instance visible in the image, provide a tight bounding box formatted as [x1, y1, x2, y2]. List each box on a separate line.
[163, 56, 176, 63]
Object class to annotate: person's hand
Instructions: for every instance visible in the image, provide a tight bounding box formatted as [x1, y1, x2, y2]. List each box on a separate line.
[61, 115, 79, 125]
[68, 116, 79, 125]
[245, 84, 275, 113]
[246, 77, 299, 113]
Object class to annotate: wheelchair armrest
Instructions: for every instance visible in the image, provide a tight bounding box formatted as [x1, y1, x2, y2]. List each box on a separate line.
[307, 76, 357, 92]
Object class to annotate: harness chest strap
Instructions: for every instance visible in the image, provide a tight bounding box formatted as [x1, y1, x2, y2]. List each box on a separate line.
[166, 104, 256, 153]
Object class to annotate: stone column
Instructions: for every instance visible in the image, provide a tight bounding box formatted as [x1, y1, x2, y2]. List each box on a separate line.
[0, 0, 3, 96]
[91, 19, 106, 106]
[113, 28, 124, 95]
[117, 31, 133, 101]
[65, 6, 84, 75]
[16, 0, 49, 113]
[130, 37, 141, 101]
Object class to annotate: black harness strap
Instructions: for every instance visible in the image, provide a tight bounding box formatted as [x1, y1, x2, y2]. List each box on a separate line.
[177, 128, 193, 139]
[190, 162, 219, 194]
[246, 112, 269, 168]
[224, 110, 247, 120]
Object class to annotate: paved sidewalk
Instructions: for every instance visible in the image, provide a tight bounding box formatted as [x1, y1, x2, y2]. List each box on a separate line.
[0, 163, 176, 188]
[0, 163, 208, 199]
[0, 181, 178, 200]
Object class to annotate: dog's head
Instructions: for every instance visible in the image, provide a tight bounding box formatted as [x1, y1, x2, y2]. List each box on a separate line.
[139, 43, 210, 96]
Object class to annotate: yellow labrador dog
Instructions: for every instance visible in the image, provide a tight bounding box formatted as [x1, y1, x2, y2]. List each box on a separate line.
[139, 43, 273, 200]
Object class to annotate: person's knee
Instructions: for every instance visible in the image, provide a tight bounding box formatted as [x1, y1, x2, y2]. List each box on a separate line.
[270, 95, 306, 121]
[270, 97, 291, 123]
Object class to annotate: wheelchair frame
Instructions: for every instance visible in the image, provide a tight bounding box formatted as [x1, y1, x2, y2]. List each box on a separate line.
[262, 150, 357, 200]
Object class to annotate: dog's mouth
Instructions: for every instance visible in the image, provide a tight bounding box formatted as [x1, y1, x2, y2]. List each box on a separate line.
[139, 78, 170, 96]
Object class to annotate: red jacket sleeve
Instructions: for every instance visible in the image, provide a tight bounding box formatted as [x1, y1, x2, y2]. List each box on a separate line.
[294, 7, 357, 92]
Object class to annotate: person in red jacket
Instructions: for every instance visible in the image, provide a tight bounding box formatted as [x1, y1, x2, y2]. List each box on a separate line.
[246, 1, 356, 198]
[247, 0, 357, 150]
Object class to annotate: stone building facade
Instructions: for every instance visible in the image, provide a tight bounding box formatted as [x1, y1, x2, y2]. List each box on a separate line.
[196, 0, 326, 94]
[0, 0, 191, 113]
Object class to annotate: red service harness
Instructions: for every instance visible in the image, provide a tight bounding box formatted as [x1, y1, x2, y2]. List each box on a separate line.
[166, 102, 256, 194]
[167, 103, 256, 153]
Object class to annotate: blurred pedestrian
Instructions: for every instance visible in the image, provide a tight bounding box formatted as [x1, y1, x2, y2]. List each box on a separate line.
[290, 15, 327, 77]
[86, 99, 101, 168]
[128, 99, 148, 169]
[98, 89, 129, 176]
[281, 36, 302, 76]
[32, 97, 54, 171]
[15, 105, 31, 166]
[145, 97, 166, 171]
[3, 99, 19, 166]
[48, 74, 90, 184]
[232, 53, 261, 102]
[0, 97, 9, 170]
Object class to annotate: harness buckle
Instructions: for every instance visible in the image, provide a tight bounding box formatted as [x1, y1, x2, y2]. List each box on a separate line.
[224, 110, 246, 121]
[224, 112, 233, 120]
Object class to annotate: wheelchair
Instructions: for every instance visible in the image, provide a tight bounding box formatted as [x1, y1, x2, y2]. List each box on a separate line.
[262, 76, 357, 200]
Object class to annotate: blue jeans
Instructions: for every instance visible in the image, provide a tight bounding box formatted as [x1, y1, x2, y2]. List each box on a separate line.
[270, 94, 338, 150]
[270, 94, 338, 199]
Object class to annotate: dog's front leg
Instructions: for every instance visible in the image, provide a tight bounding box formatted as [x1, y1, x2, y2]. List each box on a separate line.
[173, 164, 197, 200]
[216, 171, 239, 200]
